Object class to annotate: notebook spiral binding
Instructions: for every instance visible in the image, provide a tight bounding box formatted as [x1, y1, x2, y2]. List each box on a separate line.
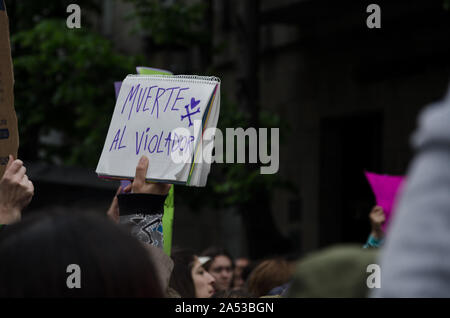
[127, 74, 221, 84]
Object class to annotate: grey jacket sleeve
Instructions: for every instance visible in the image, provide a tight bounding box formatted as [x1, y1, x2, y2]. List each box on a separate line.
[372, 88, 450, 297]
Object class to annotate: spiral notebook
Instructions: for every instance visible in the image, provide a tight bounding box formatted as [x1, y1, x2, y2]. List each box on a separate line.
[96, 74, 221, 187]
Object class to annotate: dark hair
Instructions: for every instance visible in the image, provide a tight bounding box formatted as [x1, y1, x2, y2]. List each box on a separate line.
[169, 248, 197, 298]
[0, 211, 164, 297]
[200, 246, 234, 272]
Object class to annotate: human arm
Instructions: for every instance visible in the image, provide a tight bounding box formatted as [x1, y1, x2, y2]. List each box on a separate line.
[363, 206, 385, 248]
[108, 156, 171, 248]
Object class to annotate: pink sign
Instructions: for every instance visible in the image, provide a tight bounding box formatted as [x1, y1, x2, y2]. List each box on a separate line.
[365, 171, 405, 231]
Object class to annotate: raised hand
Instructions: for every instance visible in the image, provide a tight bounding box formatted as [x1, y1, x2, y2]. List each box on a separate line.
[369, 205, 386, 239]
[125, 155, 171, 195]
[0, 155, 34, 224]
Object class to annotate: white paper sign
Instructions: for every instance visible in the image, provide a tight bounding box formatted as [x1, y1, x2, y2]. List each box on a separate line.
[96, 74, 220, 185]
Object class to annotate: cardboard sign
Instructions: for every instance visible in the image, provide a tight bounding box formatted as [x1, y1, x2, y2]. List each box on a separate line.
[0, 1, 19, 177]
[97, 74, 221, 187]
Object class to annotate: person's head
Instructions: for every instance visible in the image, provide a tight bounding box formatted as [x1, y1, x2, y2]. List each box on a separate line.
[232, 257, 250, 289]
[0, 211, 164, 297]
[286, 245, 378, 297]
[169, 248, 215, 298]
[201, 246, 234, 292]
[235, 257, 250, 270]
[247, 258, 295, 297]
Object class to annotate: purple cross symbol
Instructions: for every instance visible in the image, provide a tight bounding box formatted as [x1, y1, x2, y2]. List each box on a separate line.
[180, 97, 201, 127]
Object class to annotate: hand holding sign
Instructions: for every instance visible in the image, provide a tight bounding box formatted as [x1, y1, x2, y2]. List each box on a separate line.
[106, 156, 171, 224]
[365, 171, 405, 232]
[369, 205, 386, 239]
[127, 156, 172, 195]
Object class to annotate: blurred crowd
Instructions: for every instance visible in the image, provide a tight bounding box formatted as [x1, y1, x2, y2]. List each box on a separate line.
[1, 86, 450, 298]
